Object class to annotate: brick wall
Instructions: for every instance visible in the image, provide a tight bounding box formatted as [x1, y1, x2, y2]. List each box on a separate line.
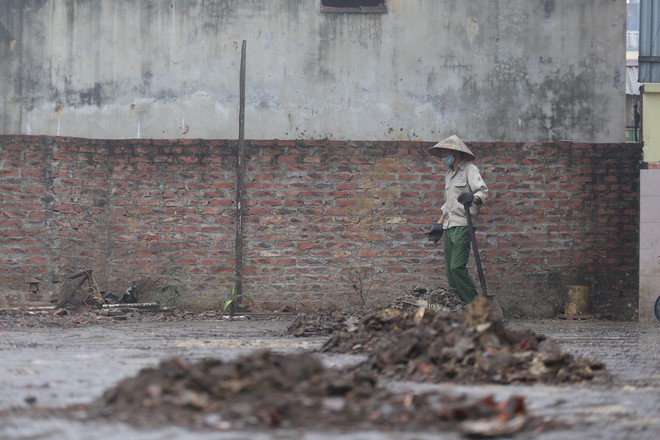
[0, 136, 642, 319]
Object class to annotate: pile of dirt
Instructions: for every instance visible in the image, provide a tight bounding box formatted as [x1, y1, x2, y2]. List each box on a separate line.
[390, 285, 466, 312]
[322, 298, 608, 385]
[285, 305, 368, 337]
[285, 285, 463, 337]
[2, 297, 594, 435]
[66, 350, 548, 436]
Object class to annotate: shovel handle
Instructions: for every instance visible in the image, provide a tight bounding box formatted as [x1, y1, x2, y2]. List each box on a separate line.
[464, 205, 488, 297]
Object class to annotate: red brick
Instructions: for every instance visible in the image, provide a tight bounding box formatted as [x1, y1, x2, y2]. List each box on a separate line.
[0, 136, 642, 318]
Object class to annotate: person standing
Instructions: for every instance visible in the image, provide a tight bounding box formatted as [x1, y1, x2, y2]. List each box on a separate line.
[428, 135, 488, 305]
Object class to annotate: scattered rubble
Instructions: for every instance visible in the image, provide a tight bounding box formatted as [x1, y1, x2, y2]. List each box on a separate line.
[0, 287, 609, 436]
[42, 295, 599, 434]
[0, 306, 190, 329]
[58, 350, 547, 436]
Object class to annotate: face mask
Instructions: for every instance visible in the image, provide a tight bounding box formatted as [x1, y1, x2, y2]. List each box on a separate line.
[442, 154, 454, 167]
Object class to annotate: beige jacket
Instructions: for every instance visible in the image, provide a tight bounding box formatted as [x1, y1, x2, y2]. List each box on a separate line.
[441, 161, 488, 228]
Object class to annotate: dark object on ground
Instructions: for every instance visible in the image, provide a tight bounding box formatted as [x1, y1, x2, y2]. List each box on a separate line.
[102, 292, 121, 304]
[121, 284, 139, 303]
[426, 222, 444, 244]
[103, 284, 139, 304]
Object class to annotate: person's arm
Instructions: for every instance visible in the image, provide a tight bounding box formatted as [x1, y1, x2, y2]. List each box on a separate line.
[436, 202, 448, 224]
[467, 165, 488, 205]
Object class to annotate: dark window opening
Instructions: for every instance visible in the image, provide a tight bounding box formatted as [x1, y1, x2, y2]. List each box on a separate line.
[321, 0, 387, 14]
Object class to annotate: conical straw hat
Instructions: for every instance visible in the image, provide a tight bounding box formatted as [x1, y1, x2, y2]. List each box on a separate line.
[427, 135, 476, 161]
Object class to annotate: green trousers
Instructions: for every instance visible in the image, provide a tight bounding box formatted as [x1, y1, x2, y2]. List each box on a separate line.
[444, 226, 479, 304]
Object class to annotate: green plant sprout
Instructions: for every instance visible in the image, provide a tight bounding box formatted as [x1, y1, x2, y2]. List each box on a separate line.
[223, 284, 255, 318]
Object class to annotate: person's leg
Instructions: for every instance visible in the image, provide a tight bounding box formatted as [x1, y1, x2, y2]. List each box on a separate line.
[447, 226, 478, 304]
[444, 229, 457, 290]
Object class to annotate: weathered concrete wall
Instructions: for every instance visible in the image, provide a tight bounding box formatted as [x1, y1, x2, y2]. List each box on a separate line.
[0, 136, 641, 319]
[639, 168, 660, 323]
[639, 85, 660, 323]
[0, 0, 625, 142]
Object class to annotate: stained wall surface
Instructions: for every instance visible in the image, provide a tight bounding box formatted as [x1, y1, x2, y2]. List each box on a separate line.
[0, 0, 625, 142]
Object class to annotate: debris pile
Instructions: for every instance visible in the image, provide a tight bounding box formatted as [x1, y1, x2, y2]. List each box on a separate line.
[285, 285, 463, 337]
[390, 285, 466, 312]
[78, 350, 538, 435]
[286, 307, 365, 337]
[323, 298, 608, 385]
[55, 271, 171, 310]
[3, 295, 597, 435]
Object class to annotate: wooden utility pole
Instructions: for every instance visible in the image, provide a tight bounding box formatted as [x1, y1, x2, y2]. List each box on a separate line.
[235, 40, 246, 308]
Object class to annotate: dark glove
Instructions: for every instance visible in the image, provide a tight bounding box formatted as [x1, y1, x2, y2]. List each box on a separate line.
[426, 223, 444, 244]
[457, 192, 474, 207]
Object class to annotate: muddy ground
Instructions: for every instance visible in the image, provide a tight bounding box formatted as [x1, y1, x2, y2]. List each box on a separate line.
[0, 301, 658, 440]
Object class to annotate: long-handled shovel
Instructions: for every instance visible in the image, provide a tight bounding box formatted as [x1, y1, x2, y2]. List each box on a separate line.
[464, 205, 504, 320]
